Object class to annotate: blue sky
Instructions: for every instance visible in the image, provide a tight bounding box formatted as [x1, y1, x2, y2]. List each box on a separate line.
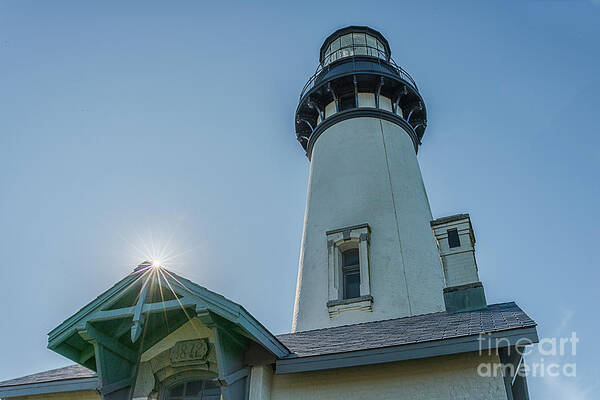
[0, 1, 598, 398]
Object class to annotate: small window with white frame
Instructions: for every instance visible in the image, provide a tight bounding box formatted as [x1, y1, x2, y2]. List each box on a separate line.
[326, 224, 372, 317]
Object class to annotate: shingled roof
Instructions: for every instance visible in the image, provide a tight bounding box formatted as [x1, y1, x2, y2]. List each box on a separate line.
[0, 365, 95, 388]
[0, 302, 536, 394]
[277, 302, 536, 357]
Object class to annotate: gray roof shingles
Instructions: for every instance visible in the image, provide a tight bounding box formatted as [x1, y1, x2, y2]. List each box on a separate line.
[0, 302, 535, 387]
[0, 365, 95, 388]
[276, 302, 536, 357]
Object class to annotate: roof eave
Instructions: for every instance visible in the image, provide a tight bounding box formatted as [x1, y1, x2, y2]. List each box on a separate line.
[47, 269, 290, 364]
[0, 377, 98, 399]
[47, 272, 141, 345]
[162, 271, 291, 358]
[275, 326, 538, 374]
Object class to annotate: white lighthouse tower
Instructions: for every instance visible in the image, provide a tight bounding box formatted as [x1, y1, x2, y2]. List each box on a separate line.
[292, 27, 447, 332]
[0, 25, 537, 400]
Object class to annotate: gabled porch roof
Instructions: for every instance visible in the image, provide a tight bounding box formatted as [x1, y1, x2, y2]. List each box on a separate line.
[46, 265, 289, 400]
[48, 266, 289, 365]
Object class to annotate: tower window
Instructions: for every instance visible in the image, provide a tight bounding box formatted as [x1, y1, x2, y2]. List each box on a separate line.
[339, 94, 356, 111]
[447, 228, 461, 248]
[342, 249, 360, 299]
[326, 224, 372, 315]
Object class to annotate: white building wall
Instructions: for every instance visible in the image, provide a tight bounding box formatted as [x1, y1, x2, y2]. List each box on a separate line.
[271, 353, 508, 400]
[431, 216, 480, 288]
[292, 117, 445, 332]
[443, 251, 479, 286]
[249, 365, 273, 400]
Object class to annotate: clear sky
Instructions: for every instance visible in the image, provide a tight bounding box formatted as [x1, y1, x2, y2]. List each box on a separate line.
[0, 1, 598, 398]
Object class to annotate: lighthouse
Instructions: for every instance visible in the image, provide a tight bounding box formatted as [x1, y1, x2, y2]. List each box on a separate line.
[1, 25, 539, 400]
[292, 26, 446, 332]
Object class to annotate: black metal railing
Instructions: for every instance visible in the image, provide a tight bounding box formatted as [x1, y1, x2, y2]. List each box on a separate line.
[300, 46, 418, 101]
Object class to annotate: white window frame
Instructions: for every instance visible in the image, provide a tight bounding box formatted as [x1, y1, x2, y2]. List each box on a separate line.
[326, 224, 372, 317]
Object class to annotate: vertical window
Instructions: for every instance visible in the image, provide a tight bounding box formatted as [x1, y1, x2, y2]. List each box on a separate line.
[447, 228, 461, 248]
[342, 248, 361, 299]
[339, 94, 356, 111]
[326, 224, 372, 315]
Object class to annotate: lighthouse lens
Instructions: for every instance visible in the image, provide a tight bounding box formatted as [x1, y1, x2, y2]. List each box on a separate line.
[323, 33, 386, 66]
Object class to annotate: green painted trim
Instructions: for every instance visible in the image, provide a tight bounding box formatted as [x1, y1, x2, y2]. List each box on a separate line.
[88, 298, 198, 322]
[443, 284, 487, 313]
[167, 271, 290, 358]
[79, 346, 96, 364]
[443, 281, 483, 293]
[80, 323, 137, 364]
[48, 268, 290, 369]
[130, 277, 152, 343]
[92, 335, 136, 400]
[218, 367, 250, 386]
[48, 272, 143, 345]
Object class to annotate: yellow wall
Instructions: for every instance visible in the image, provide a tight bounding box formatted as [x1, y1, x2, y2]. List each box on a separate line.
[272, 352, 508, 400]
[10, 390, 100, 400]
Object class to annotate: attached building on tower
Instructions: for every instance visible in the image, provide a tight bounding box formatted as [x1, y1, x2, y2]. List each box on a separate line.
[0, 26, 538, 400]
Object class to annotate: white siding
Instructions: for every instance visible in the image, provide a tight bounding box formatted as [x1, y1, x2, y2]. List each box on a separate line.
[431, 218, 480, 288]
[444, 252, 479, 286]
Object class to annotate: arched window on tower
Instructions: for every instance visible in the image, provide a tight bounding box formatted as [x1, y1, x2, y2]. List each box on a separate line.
[326, 224, 372, 315]
[342, 248, 361, 299]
